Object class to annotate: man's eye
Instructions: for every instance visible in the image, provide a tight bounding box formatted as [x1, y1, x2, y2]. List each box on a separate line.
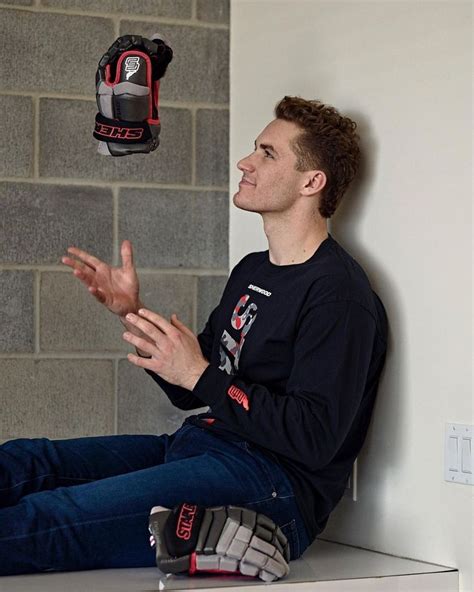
[252, 146, 273, 159]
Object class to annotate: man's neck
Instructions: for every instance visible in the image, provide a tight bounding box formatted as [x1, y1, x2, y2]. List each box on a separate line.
[265, 223, 329, 266]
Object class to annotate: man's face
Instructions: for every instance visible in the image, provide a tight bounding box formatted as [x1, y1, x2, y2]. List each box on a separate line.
[233, 118, 307, 215]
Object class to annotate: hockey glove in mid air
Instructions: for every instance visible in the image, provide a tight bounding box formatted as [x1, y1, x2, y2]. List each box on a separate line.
[93, 34, 173, 156]
[148, 503, 291, 582]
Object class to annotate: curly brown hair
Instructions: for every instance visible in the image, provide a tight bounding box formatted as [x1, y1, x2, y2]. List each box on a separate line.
[274, 95, 361, 218]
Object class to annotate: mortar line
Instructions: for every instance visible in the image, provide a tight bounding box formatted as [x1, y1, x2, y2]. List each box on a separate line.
[0, 92, 229, 110]
[113, 358, 119, 434]
[0, 264, 229, 275]
[192, 275, 198, 334]
[0, 5, 229, 29]
[191, 107, 197, 186]
[112, 187, 119, 266]
[34, 270, 40, 354]
[0, 353, 129, 360]
[0, 177, 229, 192]
[33, 95, 39, 179]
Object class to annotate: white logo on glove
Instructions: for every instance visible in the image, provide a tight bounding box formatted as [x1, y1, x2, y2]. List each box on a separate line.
[124, 56, 141, 80]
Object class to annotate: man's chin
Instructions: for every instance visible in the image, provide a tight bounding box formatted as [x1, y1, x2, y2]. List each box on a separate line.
[233, 192, 258, 211]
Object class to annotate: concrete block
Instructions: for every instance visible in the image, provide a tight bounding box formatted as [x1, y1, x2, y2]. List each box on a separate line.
[138, 273, 195, 329]
[1, 0, 32, 5]
[40, 272, 126, 353]
[119, 188, 229, 270]
[196, 109, 229, 186]
[196, 274, 229, 334]
[0, 9, 114, 94]
[40, 272, 195, 352]
[39, 99, 192, 184]
[117, 360, 204, 436]
[0, 182, 112, 265]
[0, 271, 34, 353]
[120, 21, 229, 103]
[0, 359, 114, 439]
[196, 0, 230, 24]
[41, 0, 192, 19]
[0, 95, 33, 177]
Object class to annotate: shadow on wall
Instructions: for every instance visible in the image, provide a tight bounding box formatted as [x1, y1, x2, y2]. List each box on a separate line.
[328, 109, 402, 544]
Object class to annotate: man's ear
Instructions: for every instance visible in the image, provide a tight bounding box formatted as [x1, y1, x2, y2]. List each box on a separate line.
[301, 170, 327, 196]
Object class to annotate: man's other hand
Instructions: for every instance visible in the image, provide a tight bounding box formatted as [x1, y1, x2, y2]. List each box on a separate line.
[123, 309, 210, 391]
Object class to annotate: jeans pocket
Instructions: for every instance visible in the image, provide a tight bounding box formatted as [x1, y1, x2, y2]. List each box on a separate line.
[241, 442, 278, 496]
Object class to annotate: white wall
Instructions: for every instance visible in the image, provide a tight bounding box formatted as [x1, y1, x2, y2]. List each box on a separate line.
[230, 1, 472, 591]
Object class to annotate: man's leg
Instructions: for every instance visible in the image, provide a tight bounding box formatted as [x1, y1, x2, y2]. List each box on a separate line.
[0, 432, 172, 508]
[0, 424, 308, 575]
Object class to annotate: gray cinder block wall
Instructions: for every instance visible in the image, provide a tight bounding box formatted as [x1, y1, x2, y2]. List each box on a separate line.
[0, 0, 230, 440]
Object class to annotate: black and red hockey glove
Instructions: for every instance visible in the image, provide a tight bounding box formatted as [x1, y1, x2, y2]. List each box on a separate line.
[148, 503, 291, 582]
[93, 33, 173, 156]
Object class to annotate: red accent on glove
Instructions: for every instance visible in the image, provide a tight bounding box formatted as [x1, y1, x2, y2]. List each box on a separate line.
[103, 50, 160, 124]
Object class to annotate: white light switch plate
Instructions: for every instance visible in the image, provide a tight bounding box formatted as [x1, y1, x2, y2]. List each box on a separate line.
[444, 423, 473, 485]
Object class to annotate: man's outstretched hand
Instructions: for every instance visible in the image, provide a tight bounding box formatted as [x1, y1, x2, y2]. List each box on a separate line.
[61, 240, 140, 317]
[62, 240, 209, 385]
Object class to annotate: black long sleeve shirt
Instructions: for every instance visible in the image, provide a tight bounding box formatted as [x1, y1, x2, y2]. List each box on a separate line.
[146, 233, 389, 542]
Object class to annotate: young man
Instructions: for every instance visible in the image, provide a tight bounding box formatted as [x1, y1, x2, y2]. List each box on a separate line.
[0, 96, 388, 576]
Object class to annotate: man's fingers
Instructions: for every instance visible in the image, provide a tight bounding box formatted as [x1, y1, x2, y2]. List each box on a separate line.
[66, 247, 103, 271]
[121, 240, 134, 270]
[123, 332, 157, 356]
[89, 286, 106, 304]
[62, 254, 108, 305]
[61, 256, 88, 274]
[126, 313, 164, 344]
[171, 314, 194, 336]
[62, 256, 96, 285]
[136, 309, 174, 335]
[127, 353, 157, 371]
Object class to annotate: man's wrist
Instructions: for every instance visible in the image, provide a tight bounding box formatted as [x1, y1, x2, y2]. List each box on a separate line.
[186, 360, 210, 391]
[119, 301, 143, 325]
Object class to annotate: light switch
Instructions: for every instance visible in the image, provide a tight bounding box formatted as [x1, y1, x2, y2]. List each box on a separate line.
[445, 424, 473, 485]
[448, 436, 459, 471]
[461, 438, 472, 474]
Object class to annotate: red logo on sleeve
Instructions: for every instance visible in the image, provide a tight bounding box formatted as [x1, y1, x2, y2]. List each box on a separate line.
[227, 385, 250, 411]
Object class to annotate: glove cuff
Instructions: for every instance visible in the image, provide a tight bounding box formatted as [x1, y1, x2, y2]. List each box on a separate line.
[93, 112, 155, 144]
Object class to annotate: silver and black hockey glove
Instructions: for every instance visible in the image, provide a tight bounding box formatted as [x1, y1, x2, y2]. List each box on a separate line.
[148, 503, 291, 582]
[93, 33, 173, 156]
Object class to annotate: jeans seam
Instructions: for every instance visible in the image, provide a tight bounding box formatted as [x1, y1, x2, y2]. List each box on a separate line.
[95, 442, 136, 472]
[241, 497, 276, 505]
[57, 477, 95, 482]
[0, 511, 150, 542]
[243, 443, 277, 493]
[0, 474, 56, 491]
[1, 475, 98, 493]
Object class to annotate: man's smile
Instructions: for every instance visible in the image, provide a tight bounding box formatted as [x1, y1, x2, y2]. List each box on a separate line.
[239, 177, 256, 186]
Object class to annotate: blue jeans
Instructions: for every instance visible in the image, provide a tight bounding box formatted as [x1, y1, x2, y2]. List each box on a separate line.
[0, 422, 311, 575]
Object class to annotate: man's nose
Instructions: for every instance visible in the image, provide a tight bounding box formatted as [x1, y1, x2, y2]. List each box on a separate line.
[237, 153, 255, 172]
